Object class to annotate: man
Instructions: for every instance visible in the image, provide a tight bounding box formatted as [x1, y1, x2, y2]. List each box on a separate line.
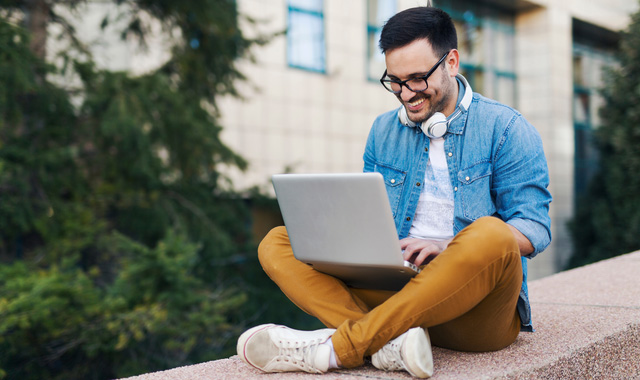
[237, 6, 551, 378]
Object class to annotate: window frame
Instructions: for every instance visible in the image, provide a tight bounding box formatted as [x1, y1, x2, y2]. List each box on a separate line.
[287, 0, 327, 74]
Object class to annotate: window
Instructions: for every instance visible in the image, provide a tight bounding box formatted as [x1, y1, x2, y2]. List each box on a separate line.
[572, 44, 616, 197]
[367, 0, 396, 80]
[287, 0, 325, 73]
[434, 1, 517, 107]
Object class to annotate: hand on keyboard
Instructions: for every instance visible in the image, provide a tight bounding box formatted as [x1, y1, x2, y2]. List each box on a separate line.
[400, 237, 452, 266]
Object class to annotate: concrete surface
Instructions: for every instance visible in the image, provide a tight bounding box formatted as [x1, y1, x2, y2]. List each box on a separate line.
[122, 251, 640, 380]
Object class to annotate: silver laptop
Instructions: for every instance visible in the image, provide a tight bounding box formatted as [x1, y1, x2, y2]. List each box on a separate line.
[272, 172, 420, 291]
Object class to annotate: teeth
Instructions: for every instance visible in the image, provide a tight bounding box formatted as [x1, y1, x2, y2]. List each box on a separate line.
[409, 98, 425, 107]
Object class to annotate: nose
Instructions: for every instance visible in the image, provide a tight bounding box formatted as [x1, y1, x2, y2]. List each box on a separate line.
[399, 85, 417, 102]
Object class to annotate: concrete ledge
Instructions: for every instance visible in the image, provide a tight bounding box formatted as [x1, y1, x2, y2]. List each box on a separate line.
[122, 251, 640, 379]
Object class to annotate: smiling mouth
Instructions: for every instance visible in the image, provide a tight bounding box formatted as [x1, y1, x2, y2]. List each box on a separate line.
[405, 95, 429, 112]
[408, 98, 425, 108]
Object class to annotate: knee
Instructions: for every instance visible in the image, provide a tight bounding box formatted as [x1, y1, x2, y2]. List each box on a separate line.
[453, 217, 520, 268]
[257, 226, 289, 271]
[471, 217, 518, 254]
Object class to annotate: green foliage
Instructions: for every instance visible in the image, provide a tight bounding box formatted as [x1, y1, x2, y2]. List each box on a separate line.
[0, 262, 104, 379]
[0, 2, 308, 379]
[568, 6, 640, 268]
[0, 232, 251, 379]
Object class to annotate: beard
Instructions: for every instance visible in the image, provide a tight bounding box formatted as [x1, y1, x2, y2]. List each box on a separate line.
[414, 93, 449, 123]
[401, 73, 456, 124]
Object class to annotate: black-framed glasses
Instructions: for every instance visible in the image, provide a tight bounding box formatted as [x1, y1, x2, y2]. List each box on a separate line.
[379, 51, 449, 94]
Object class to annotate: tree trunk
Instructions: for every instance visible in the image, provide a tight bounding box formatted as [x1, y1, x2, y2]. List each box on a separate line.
[25, 0, 50, 61]
[23, 0, 50, 133]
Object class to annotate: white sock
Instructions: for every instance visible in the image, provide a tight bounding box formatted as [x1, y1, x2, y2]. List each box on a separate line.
[324, 338, 340, 369]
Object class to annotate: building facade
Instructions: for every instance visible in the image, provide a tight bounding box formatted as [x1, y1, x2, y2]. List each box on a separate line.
[217, 0, 637, 280]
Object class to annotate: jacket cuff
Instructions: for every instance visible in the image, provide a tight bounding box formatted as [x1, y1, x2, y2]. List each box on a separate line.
[507, 217, 551, 258]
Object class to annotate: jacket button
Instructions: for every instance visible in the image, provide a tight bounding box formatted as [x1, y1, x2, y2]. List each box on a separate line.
[465, 176, 470, 181]
[390, 179, 396, 184]
[416, 182, 421, 187]
[406, 217, 411, 221]
[448, 152, 453, 157]
[454, 186, 458, 191]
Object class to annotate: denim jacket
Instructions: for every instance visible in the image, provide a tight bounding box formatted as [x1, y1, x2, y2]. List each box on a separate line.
[362, 83, 552, 331]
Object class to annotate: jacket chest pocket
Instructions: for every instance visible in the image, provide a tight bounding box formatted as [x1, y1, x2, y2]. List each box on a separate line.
[374, 163, 406, 217]
[457, 161, 496, 220]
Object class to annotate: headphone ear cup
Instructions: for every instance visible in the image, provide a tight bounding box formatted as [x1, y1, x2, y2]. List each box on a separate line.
[397, 74, 472, 138]
[398, 107, 448, 138]
[422, 112, 448, 139]
[398, 106, 416, 127]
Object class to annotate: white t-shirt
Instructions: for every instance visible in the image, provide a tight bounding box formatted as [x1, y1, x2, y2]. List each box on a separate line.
[407, 137, 454, 241]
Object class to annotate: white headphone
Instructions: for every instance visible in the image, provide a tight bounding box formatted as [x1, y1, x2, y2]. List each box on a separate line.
[398, 74, 473, 139]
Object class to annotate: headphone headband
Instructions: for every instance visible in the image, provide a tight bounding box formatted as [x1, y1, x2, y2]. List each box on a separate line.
[456, 73, 473, 112]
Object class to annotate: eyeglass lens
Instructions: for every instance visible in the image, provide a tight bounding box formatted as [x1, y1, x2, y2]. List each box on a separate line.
[388, 78, 428, 93]
[381, 51, 449, 94]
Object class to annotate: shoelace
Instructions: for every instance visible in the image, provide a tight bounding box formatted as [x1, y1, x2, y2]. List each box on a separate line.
[374, 340, 405, 371]
[274, 338, 324, 373]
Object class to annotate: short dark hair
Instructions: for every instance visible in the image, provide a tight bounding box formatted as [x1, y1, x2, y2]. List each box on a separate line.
[379, 7, 457, 57]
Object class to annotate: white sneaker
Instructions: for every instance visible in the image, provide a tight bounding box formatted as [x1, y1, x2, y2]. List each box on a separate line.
[237, 324, 336, 374]
[371, 327, 433, 378]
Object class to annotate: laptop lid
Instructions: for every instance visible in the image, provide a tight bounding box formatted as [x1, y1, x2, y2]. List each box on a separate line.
[272, 172, 420, 291]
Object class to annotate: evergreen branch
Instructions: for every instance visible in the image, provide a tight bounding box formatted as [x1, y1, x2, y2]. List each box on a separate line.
[166, 190, 219, 233]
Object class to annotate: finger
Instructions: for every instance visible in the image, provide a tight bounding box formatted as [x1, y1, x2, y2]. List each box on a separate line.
[414, 246, 438, 266]
[402, 247, 417, 261]
[399, 238, 416, 249]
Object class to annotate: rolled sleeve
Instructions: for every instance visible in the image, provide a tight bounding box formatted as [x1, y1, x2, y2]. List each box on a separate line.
[493, 115, 552, 258]
[508, 217, 551, 258]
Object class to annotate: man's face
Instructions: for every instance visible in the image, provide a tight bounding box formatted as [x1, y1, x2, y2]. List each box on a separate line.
[384, 39, 458, 123]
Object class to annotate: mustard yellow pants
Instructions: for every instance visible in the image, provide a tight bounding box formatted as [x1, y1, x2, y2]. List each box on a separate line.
[258, 216, 523, 368]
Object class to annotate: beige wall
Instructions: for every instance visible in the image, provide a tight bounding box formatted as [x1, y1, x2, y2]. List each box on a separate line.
[220, 0, 637, 278]
[515, 5, 575, 279]
[218, 0, 399, 193]
[514, 0, 635, 278]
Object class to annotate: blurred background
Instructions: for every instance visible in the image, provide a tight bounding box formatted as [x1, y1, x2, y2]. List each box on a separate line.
[1, 0, 639, 378]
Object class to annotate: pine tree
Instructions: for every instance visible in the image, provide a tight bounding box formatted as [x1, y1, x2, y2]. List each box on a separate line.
[0, 1, 292, 379]
[568, 6, 640, 268]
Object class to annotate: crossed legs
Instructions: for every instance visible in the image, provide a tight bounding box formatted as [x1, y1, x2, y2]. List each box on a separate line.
[257, 216, 523, 368]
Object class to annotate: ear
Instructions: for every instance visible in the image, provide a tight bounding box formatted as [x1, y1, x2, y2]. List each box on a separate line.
[446, 49, 460, 77]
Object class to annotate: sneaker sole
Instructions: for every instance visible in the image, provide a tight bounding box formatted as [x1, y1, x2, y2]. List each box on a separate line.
[236, 323, 277, 371]
[401, 328, 434, 378]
